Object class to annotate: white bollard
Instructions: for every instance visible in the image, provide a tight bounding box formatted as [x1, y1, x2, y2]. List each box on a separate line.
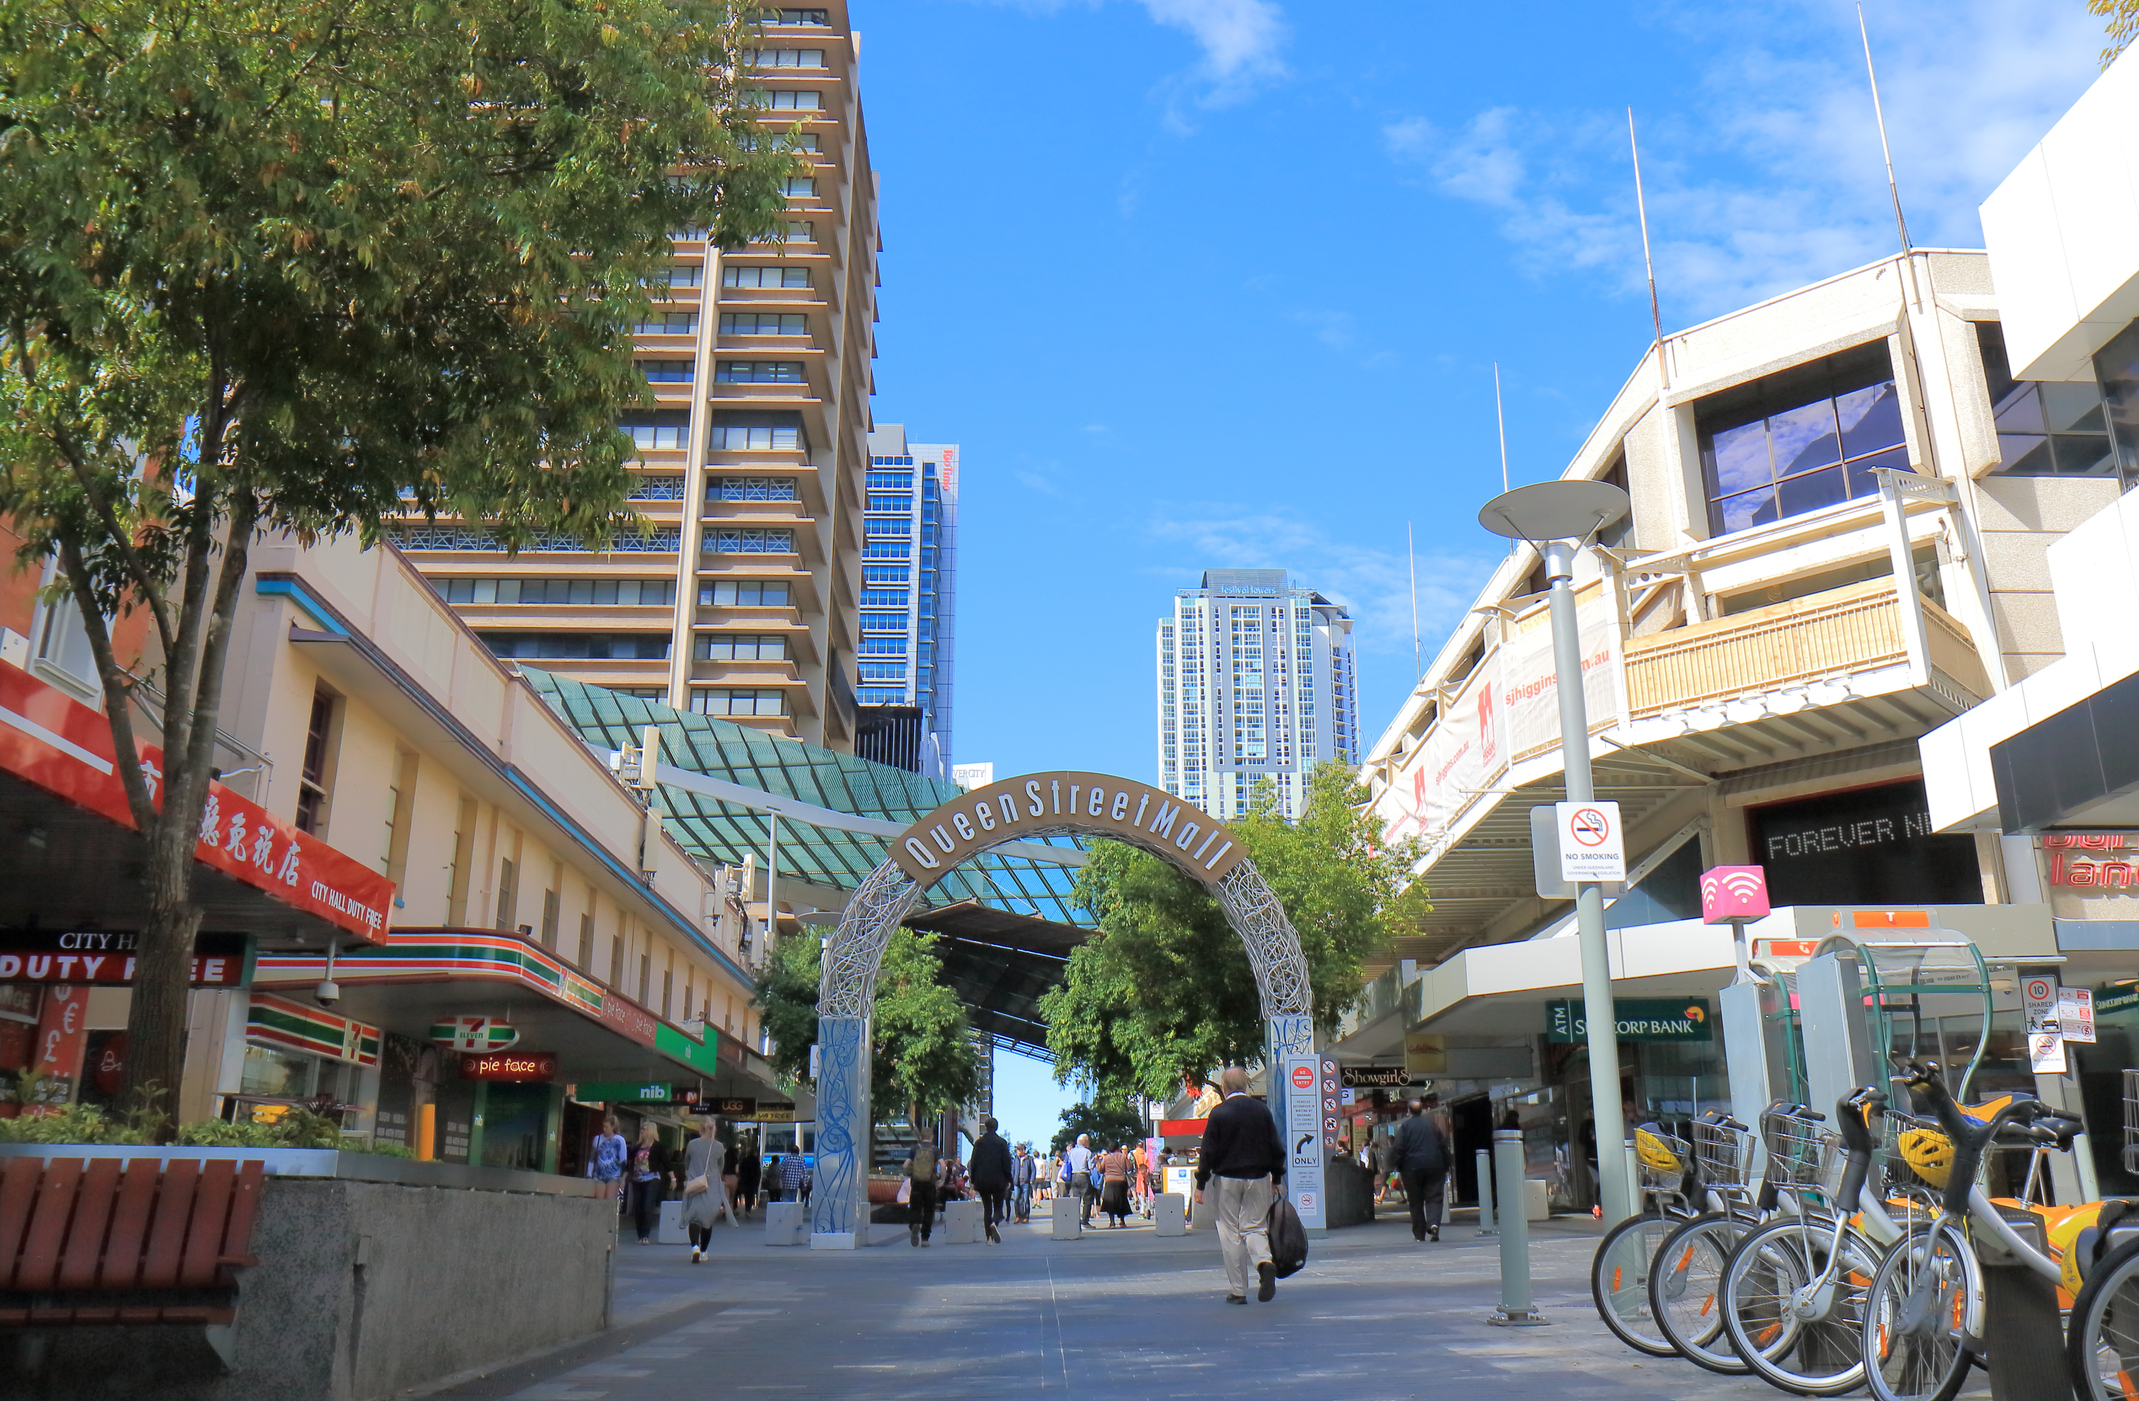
[764, 1201, 808, 1246]
[657, 1198, 688, 1244]
[1488, 1128, 1547, 1326]
[1050, 1192, 1082, 1240]
[1476, 1148, 1497, 1236]
[1153, 1192, 1187, 1236]
[942, 1198, 984, 1244]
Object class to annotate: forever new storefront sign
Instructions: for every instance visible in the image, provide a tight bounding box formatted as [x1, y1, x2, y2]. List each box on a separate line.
[1548, 998, 1713, 1042]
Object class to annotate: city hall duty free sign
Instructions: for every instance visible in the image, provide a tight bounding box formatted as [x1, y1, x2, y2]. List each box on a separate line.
[1547, 997, 1713, 1042]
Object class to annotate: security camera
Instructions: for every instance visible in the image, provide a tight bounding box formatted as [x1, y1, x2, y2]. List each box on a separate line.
[315, 979, 341, 1008]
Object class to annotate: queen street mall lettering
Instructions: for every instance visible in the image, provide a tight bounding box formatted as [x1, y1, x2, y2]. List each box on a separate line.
[1747, 779, 1980, 908]
[891, 770, 1245, 890]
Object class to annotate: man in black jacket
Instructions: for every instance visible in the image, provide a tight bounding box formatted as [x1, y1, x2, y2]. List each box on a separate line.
[1392, 1096, 1449, 1242]
[968, 1115, 1014, 1244]
[1193, 1066, 1287, 1304]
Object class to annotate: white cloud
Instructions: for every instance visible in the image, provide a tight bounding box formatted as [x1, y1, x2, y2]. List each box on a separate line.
[1383, 0, 2105, 318]
[1147, 505, 1498, 662]
[965, 0, 1287, 110]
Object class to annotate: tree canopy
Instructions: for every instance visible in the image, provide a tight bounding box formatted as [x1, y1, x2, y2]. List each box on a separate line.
[756, 927, 982, 1132]
[1039, 763, 1426, 1104]
[0, 0, 794, 1112]
[2091, 0, 2139, 63]
[1048, 1099, 1146, 1156]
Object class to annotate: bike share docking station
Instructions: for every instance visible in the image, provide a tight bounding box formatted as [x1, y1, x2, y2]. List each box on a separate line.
[1740, 913, 2072, 1401]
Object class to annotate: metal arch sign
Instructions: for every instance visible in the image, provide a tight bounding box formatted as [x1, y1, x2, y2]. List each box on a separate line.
[890, 771, 1245, 888]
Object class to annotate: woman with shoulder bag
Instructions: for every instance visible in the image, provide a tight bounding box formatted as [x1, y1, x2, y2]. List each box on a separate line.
[683, 1119, 729, 1262]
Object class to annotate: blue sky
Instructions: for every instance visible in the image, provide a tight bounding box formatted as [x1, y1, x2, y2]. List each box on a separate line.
[849, 0, 2109, 1137]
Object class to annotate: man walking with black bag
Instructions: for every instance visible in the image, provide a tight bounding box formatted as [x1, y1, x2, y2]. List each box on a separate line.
[1193, 1066, 1287, 1305]
[1393, 1096, 1449, 1242]
[968, 1115, 1013, 1243]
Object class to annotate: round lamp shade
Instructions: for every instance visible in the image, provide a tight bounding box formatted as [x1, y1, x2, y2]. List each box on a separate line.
[1478, 480, 1631, 542]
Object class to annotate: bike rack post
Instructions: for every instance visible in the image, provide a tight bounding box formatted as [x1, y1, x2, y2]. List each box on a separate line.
[1486, 1128, 1547, 1326]
[1476, 1148, 1497, 1236]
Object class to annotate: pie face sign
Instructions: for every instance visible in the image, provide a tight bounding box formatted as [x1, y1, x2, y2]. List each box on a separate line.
[891, 771, 1243, 889]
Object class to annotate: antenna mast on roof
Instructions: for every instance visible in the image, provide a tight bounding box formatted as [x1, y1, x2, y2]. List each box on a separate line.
[1627, 108, 1667, 385]
[1493, 363, 1515, 557]
[1858, 4, 1911, 256]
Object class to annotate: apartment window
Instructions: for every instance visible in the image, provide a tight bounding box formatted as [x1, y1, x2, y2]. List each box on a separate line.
[866, 471, 914, 491]
[711, 475, 798, 501]
[743, 130, 821, 154]
[752, 48, 825, 68]
[1698, 342, 1907, 535]
[690, 688, 786, 717]
[495, 858, 518, 932]
[866, 493, 913, 513]
[708, 424, 800, 450]
[694, 633, 787, 660]
[294, 688, 337, 834]
[478, 633, 672, 660]
[608, 926, 625, 987]
[859, 589, 910, 608]
[761, 7, 829, 25]
[749, 220, 814, 244]
[716, 361, 805, 383]
[445, 796, 477, 925]
[723, 266, 811, 289]
[863, 566, 910, 587]
[622, 417, 689, 451]
[659, 263, 703, 287]
[863, 517, 910, 540]
[760, 89, 821, 110]
[626, 474, 686, 501]
[701, 580, 791, 607]
[437, 577, 675, 606]
[540, 884, 561, 949]
[641, 360, 694, 383]
[780, 176, 817, 199]
[859, 662, 907, 683]
[862, 541, 909, 561]
[605, 686, 666, 699]
[859, 610, 906, 633]
[638, 951, 651, 1005]
[576, 911, 594, 969]
[662, 966, 673, 1019]
[859, 636, 907, 656]
[1977, 322, 2122, 480]
[29, 572, 98, 692]
[632, 311, 698, 334]
[720, 312, 807, 337]
[380, 750, 418, 888]
[708, 528, 796, 554]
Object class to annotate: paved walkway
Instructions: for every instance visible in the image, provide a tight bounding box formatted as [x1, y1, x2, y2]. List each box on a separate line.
[425, 1205, 1970, 1400]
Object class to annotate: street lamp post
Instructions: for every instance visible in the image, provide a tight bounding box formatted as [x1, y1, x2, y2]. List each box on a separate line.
[1479, 480, 1634, 1227]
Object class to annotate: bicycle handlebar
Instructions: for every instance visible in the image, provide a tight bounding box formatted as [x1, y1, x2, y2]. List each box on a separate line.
[1894, 1060, 2055, 1214]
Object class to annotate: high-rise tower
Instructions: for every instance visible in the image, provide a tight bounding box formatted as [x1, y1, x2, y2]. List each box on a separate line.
[1157, 570, 1358, 820]
[858, 426, 957, 780]
[395, 5, 879, 751]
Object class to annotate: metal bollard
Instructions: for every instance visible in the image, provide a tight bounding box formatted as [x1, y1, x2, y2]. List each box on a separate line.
[1475, 1148, 1497, 1236]
[1487, 1128, 1547, 1326]
[1623, 1139, 1642, 1224]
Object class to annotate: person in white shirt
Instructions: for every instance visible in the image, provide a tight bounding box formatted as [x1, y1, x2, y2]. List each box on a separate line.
[1064, 1134, 1096, 1227]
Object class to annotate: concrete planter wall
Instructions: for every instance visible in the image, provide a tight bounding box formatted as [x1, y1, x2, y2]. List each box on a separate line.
[3, 1147, 616, 1401]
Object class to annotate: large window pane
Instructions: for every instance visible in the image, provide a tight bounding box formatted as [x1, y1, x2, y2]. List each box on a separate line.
[1708, 421, 1771, 496]
[1768, 399, 1842, 477]
[1717, 484, 1777, 534]
[1776, 464, 1847, 517]
[1836, 382, 1904, 457]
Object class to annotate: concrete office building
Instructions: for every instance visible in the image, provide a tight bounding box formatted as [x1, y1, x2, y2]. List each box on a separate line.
[1157, 570, 1359, 821]
[859, 425, 959, 780]
[395, 4, 881, 751]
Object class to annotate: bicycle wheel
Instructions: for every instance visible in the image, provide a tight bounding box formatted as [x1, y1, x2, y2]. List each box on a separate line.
[1591, 1210, 1680, 1356]
[2069, 1235, 2139, 1401]
[1862, 1223, 1977, 1401]
[1719, 1214, 1879, 1396]
[1649, 1211, 1754, 1375]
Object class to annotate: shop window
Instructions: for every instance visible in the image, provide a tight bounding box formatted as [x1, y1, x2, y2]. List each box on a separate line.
[1746, 779, 1981, 907]
[239, 1043, 315, 1099]
[294, 688, 338, 834]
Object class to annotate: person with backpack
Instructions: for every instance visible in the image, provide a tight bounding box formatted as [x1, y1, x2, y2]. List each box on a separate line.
[1393, 1096, 1449, 1242]
[1192, 1066, 1287, 1305]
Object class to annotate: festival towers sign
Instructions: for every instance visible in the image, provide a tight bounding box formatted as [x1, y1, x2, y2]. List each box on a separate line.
[892, 770, 1246, 889]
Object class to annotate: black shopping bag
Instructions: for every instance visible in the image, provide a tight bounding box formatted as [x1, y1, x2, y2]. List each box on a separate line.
[1267, 1194, 1309, 1278]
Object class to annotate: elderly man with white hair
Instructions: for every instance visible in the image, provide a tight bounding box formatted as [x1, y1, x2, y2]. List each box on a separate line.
[1193, 1066, 1288, 1304]
[1063, 1132, 1096, 1226]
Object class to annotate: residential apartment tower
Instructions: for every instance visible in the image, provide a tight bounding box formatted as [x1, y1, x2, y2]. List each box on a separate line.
[857, 425, 958, 780]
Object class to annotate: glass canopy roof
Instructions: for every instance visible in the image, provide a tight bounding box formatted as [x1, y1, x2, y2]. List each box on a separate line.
[525, 671, 1089, 926]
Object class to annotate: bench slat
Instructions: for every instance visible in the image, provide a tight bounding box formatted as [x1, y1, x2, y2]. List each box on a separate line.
[137, 1159, 199, 1289]
[56, 1159, 123, 1289]
[17, 1158, 84, 1291]
[219, 1160, 266, 1277]
[178, 1159, 237, 1287]
[0, 1159, 44, 1290]
[100, 1160, 162, 1289]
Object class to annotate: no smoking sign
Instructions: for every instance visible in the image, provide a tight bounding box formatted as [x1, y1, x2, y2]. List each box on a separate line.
[1555, 800, 1626, 882]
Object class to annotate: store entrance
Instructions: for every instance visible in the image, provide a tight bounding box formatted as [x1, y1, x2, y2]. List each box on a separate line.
[1450, 1095, 1494, 1205]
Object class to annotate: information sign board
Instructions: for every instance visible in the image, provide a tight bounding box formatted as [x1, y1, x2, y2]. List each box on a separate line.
[1555, 801, 1625, 882]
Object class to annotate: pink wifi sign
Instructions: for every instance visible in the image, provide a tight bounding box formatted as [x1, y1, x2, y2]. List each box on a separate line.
[1700, 865, 1770, 923]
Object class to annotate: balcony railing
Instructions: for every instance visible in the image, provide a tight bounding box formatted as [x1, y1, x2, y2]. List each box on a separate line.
[1622, 577, 1976, 717]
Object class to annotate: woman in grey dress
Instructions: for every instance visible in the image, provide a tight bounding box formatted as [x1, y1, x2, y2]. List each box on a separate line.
[684, 1119, 737, 1261]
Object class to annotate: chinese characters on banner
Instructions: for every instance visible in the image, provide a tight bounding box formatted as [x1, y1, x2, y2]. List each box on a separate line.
[0, 661, 392, 940]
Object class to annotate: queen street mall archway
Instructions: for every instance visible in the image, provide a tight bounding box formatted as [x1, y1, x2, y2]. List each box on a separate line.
[808, 771, 1317, 1248]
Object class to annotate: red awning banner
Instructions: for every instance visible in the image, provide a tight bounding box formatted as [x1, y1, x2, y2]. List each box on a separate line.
[0, 663, 394, 941]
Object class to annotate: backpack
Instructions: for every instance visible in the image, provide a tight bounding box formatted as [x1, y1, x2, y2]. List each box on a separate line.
[1267, 1194, 1310, 1278]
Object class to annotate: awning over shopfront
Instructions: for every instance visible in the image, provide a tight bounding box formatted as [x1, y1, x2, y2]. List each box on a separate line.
[0, 661, 394, 950]
[255, 928, 794, 1105]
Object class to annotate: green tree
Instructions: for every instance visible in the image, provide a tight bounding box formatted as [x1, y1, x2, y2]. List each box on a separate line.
[755, 927, 981, 1134]
[0, 0, 795, 1117]
[1040, 763, 1426, 1104]
[2091, 0, 2139, 63]
[1048, 1098, 1147, 1156]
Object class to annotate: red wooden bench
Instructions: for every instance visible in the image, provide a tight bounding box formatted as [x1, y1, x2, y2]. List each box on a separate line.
[0, 1156, 264, 1332]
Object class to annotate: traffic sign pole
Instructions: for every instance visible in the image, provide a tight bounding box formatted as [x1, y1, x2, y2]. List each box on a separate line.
[1545, 537, 1636, 1228]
